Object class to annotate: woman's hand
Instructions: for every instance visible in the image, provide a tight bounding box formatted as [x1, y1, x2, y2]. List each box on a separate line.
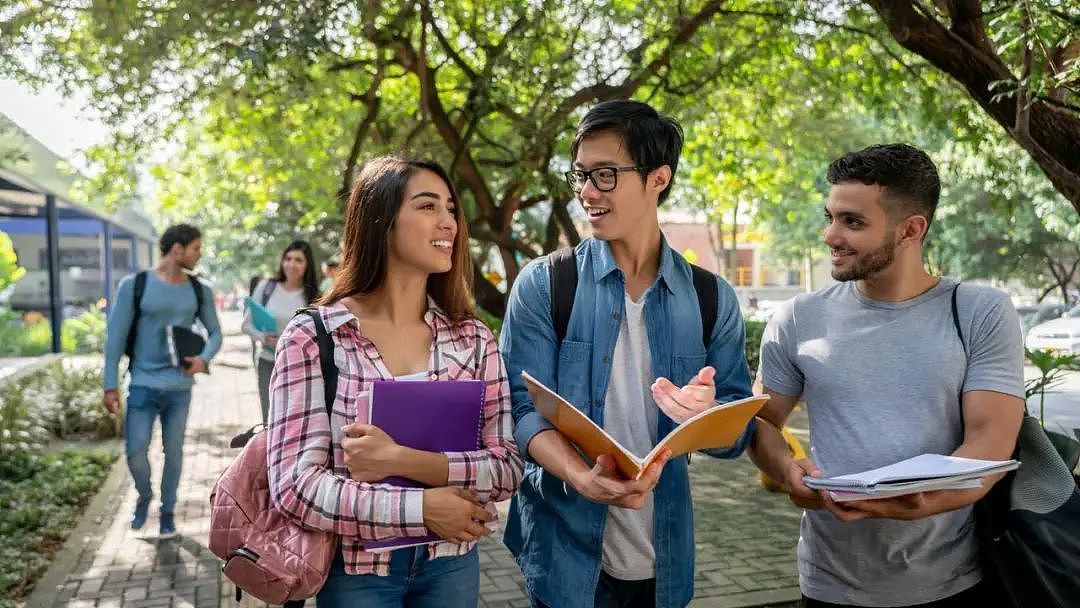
[422, 487, 494, 543]
[341, 423, 402, 482]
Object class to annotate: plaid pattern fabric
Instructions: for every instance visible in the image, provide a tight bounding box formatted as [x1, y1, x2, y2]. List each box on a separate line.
[267, 299, 523, 575]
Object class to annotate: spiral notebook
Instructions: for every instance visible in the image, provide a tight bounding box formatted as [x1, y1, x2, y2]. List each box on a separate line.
[363, 379, 485, 552]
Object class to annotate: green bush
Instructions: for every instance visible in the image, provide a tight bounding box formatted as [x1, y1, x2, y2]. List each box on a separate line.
[0, 311, 51, 357]
[744, 319, 766, 378]
[31, 363, 118, 441]
[0, 386, 49, 482]
[0, 449, 114, 605]
[61, 307, 106, 354]
[0, 307, 106, 357]
[0, 361, 117, 483]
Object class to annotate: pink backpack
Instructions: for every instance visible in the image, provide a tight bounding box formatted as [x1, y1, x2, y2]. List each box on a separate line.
[209, 308, 339, 604]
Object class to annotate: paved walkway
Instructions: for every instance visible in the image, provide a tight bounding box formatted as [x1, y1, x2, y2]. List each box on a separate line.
[26, 316, 804, 608]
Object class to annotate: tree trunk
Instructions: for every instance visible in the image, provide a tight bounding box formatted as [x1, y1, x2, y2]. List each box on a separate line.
[866, 0, 1080, 214]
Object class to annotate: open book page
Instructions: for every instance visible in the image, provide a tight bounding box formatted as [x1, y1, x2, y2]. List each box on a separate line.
[522, 371, 768, 479]
[804, 454, 1020, 490]
[828, 478, 984, 503]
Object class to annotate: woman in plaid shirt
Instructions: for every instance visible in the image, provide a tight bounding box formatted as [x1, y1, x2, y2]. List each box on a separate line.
[267, 155, 524, 607]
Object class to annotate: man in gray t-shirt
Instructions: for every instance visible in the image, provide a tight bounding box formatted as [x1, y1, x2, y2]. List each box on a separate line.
[750, 145, 1024, 607]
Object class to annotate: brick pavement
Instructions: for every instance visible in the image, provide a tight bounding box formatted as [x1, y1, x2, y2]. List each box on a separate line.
[26, 315, 804, 608]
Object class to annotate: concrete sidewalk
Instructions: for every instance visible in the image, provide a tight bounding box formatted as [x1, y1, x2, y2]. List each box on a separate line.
[26, 319, 803, 608]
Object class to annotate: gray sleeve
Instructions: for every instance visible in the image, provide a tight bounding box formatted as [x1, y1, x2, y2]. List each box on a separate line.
[962, 290, 1025, 399]
[758, 298, 803, 397]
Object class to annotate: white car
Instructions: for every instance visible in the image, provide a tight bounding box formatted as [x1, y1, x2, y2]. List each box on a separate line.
[1025, 304, 1080, 356]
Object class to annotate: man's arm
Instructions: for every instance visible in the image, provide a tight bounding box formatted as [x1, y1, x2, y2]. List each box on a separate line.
[499, 259, 665, 508]
[827, 390, 1023, 521]
[197, 283, 223, 361]
[103, 277, 135, 392]
[748, 384, 826, 510]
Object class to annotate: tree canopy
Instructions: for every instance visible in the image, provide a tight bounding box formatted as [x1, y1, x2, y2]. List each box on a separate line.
[2, 1, 1076, 311]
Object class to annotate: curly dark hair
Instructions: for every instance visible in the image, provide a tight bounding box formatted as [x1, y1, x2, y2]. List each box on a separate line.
[827, 144, 940, 238]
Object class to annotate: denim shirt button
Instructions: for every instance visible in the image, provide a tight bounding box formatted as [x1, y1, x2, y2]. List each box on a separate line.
[612, 312, 620, 320]
[593, 399, 601, 407]
[603, 356, 611, 364]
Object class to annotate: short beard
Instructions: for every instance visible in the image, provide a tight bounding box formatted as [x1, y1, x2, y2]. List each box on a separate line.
[832, 237, 896, 282]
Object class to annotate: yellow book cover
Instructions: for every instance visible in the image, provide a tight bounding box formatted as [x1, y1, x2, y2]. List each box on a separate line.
[522, 371, 769, 479]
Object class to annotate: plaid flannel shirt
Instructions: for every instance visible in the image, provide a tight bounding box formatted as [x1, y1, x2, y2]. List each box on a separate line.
[267, 299, 523, 575]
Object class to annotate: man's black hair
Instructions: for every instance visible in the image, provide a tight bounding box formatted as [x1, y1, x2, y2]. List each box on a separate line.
[571, 100, 684, 204]
[827, 144, 941, 236]
[159, 224, 202, 256]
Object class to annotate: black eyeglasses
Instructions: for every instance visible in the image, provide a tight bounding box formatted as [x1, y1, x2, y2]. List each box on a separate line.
[564, 166, 647, 193]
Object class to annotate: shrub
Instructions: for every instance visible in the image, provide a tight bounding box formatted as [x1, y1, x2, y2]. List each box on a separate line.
[0, 449, 115, 605]
[19, 363, 117, 441]
[744, 319, 766, 378]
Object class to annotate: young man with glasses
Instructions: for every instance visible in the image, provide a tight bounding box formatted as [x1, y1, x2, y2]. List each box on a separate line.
[499, 100, 755, 608]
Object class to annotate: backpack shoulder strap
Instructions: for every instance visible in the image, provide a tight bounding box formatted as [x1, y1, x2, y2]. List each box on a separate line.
[125, 271, 148, 374]
[299, 307, 338, 420]
[260, 279, 278, 306]
[548, 247, 578, 344]
[950, 283, 966, 357]
[690, 264, 718, 350]
[187, 274, 203, 323]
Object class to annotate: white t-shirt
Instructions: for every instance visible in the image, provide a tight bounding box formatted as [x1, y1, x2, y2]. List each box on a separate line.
[242, 280, 308, 361]
[601, 294, 658, 581]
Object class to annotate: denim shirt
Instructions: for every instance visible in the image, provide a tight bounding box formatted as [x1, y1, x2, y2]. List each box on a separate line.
[499, 237, 754, 608]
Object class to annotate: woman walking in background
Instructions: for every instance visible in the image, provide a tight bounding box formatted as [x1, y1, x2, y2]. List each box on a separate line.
[242, 240, 320, 423]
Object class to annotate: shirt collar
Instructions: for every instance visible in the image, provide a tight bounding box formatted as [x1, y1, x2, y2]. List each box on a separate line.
[322, 296, 447, 332]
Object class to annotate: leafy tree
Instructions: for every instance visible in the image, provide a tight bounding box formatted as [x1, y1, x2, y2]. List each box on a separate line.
[865, 0, 1080, 213]
[0, 230, 26, 296]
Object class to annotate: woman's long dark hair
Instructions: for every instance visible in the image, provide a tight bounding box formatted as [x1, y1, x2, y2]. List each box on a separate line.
[319, 155, 474, 323]
[272, 240, 320, 304]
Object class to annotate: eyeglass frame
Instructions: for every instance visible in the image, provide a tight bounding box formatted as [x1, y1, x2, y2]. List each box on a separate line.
[563, 165, 650, 193]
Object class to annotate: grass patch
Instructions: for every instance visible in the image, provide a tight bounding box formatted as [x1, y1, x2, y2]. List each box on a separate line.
[0, 448, 117, 607]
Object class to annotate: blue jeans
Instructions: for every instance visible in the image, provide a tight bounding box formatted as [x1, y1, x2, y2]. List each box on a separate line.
[317, 546, 479, 608]
[124, 385, 192, 514]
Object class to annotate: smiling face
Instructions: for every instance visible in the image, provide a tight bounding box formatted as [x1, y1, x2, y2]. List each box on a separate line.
[280, 249, 308, 283]
[573, 130, 668, 244]
[387, 168, 458, 276]
[823, 183, 903, 282]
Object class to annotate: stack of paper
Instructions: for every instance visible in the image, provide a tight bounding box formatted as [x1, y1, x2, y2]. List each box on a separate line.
[804, 454, 1020, 502]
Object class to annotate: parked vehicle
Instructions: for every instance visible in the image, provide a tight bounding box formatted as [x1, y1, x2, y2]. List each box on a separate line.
[1017, 303, 1068, 338]
[1026, 305, 1080, 356]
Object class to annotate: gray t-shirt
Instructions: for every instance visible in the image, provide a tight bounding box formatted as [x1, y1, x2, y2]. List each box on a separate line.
[601, 294, 658, 581]
[759, 278, 1024, 606]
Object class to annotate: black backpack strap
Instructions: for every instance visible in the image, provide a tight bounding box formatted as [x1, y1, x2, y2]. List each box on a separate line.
[260, 279, 278, 306]
[690, 265, 718, 350]
[950, 283, 966, 357]
[548, 247, 578, 344]
[187, 273, 203, 324]
[124, 271, 148, 376]
[299, 308, 338, 420]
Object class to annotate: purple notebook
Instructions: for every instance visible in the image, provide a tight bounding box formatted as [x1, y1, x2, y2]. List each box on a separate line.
[363, 379, 485, 552]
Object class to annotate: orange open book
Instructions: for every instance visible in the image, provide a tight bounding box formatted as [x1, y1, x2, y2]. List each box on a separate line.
[522, 371, 769, 480]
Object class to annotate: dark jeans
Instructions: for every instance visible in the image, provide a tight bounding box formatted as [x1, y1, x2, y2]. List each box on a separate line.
[532, 571, 656, 608]
[802, 580, 1008, 608]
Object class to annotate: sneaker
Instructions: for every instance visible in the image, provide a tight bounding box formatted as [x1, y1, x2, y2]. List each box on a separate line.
[159, 511, 177, 539]
[130, 497, 151, 530]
